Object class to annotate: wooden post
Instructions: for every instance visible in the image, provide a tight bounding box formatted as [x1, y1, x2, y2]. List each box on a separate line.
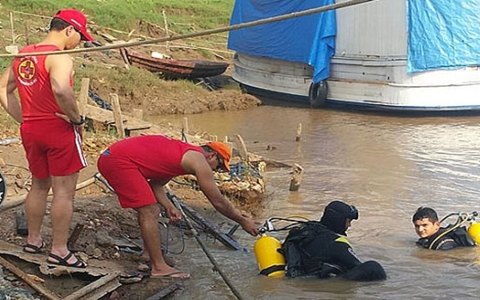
[78, 78, 90, 116]
[162, 10, 170, 50]
[289, 163, 304, 191]
[110, 94, 125, 138]
[118, 48, 130, 70]
[223, 136, 229, 143]
[10, 12, 15, 44]
[182, 117, 189, 134]
[233, 134, 249, 162]
[132, 108, 143, 120]
[24, 21, 30, 44]
[67, 223, 85, 250]
[296, 123, 302, 142]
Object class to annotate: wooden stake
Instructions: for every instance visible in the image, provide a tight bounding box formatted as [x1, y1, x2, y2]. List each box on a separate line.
[182, 117, 189, 134]
[0, 256, 60, 300]
[296, 123, 302, 142]
[10, 12, 15, 44]
[118, 48, 130, 70]
[67, 223, 85, 250]
[110, 94, 125, 138]
[78, 78, 90, 116]
[162, 10, 170, 50]
[289, 163, 304, 191]
[233, 134, 248, 162]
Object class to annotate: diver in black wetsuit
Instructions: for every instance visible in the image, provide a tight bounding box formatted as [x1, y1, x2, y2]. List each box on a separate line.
[413, 207, 475, 250]
[280, 201, 386, 281]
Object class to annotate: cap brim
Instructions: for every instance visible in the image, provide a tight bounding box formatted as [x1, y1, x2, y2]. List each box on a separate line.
[80, 30, 94, 42]
[222, 161, 230, 172]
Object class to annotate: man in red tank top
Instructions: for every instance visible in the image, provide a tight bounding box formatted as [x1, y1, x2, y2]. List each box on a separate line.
[0, 9, 94, 268]
[97, 135, 260, 279]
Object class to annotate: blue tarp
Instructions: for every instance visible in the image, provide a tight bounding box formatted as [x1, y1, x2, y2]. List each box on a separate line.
[227, 0, 336, 83]
[408, 0, 480, 73]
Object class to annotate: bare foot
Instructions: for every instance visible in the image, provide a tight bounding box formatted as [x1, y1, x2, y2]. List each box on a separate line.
[151, 265, 190, 279]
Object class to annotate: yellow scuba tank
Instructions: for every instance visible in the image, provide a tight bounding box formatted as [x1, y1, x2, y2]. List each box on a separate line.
[467, 222, 480, 245]
[253, 234, 286, 278]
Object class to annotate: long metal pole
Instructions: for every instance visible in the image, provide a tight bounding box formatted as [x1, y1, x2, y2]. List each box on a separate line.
[167, 188, 244, 300]
[0, 0, 380, 58]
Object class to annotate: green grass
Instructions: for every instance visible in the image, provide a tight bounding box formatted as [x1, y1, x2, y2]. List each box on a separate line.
[1, 0, 234, 33]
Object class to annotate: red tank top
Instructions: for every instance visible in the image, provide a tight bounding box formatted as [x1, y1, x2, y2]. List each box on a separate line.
[12, 44, 71, 121]
[108, 135, 203, 180]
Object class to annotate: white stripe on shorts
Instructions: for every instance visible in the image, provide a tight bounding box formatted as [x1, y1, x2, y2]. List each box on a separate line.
[74, 127, 88, 167]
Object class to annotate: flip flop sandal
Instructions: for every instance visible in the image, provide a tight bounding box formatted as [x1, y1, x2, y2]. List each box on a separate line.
[149, 271, 190, 280]
[23, 241, 46, 254]
[47, 252, 87, 268]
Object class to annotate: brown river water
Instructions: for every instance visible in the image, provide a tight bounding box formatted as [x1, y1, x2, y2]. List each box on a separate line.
[150, 104, 480, 299]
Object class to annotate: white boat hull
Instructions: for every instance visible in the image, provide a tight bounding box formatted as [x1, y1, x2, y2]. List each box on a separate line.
[232, 53, 480, 111]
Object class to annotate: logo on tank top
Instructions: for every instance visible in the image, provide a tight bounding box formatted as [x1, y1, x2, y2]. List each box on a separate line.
[17, 57, 38, 86]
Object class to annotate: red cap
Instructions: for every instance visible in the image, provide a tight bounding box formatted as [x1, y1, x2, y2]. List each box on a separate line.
[54, 9, 93, 42]
[207, 142, 232, 172]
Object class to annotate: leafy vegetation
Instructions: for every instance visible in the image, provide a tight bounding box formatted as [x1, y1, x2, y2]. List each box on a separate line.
[2, 0, 234, 32]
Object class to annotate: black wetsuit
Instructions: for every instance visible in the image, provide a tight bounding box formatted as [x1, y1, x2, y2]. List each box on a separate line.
[416, 225, 475, 250]
[280, 221, 385, 281]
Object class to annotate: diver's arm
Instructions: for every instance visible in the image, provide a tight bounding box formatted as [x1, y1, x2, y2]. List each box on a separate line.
[329, 240, 362, 270]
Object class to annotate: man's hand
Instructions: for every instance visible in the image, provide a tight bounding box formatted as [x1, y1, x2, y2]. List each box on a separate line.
[166, 206, 182, 224]
[240, 217, 260, 236]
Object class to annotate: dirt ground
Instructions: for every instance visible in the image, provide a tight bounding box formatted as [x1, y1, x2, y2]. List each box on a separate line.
[0, 11, 272, 297]
[0, 115, 267, 299]
[0, 55, 267, 300]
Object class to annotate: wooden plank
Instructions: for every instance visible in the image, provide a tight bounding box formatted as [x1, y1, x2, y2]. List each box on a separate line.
[63, 272, 121, 300]
[0, 255, 60, 300]
[83, 103, 151, 131]
[78, 78, 90, 116]
[110, 94, 125, 138]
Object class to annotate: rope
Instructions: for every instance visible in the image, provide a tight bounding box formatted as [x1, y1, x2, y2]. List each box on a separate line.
[0, 0, 379, 58]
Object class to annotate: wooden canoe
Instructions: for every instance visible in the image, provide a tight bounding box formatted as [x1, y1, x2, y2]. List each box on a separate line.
[121, 48, 229, 79]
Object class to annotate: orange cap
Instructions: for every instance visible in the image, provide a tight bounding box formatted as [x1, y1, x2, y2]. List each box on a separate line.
[207, 142, 232, 172]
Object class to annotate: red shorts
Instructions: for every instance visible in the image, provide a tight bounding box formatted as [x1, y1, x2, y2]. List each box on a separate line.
[97, 151, 156, 208]
[20, 119, 87, 179]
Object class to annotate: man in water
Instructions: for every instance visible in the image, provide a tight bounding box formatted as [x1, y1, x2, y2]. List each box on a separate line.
[280, 200, 386, 281]
[413, 207, 475, 250]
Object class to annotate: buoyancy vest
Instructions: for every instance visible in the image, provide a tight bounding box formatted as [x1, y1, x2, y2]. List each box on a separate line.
[417, 225, 476, 250]
[279, 221, 351, 278]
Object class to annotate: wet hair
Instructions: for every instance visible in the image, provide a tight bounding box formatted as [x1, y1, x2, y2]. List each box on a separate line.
[48, 17, 71, 32]
[412, 207, 438, 223]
